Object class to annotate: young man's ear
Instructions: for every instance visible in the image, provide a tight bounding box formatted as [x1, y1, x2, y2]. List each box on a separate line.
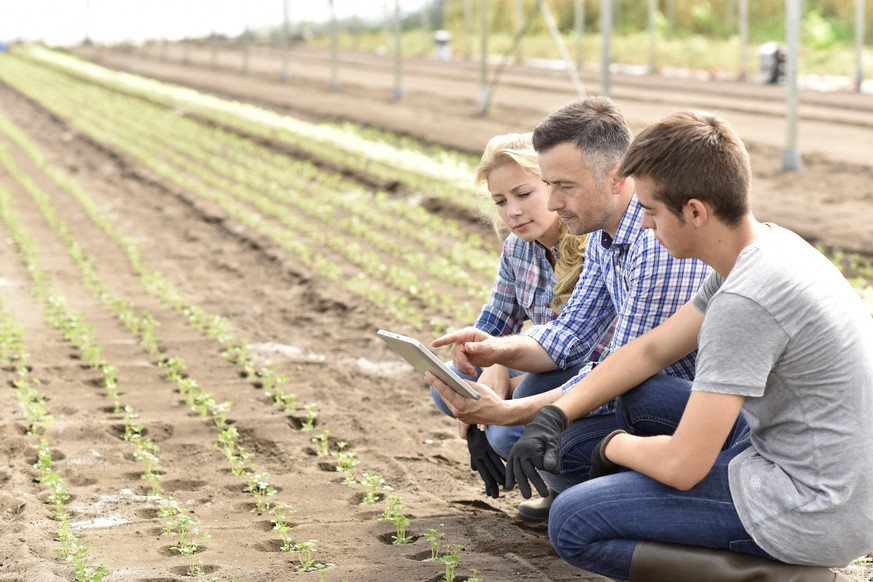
[685, 199, 709, 228]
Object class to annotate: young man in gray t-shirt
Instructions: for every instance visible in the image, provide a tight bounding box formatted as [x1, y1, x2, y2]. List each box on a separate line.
[502, 110, 873, 581]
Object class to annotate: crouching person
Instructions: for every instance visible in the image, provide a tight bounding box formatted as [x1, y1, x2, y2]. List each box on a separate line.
[505, 110, 873, 581]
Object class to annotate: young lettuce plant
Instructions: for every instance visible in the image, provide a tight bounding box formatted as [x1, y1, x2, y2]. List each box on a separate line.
[440, 543, 464, 582]
[332, 444, 358, 485]
[359, 472, 392, 505]
[424, 529, 444, 561]
[300, 403, 318, 431]
[312, 429, 330, 457]
[270, 502, 295, 553]
[294, 539, 327, 572]
[380, 495, 413, 544]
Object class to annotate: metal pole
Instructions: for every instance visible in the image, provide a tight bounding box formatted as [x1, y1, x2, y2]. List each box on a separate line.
[464, 0, 473, 60]
[84, 0, 91, 43]
[856, 0, 866, 92]
[648, 0, 656, 73]
[538, 0, 587, 97]
[420, 0, 431, 57]
[241, 1, 250, 76]
[783, 0, 801, 171]
[329, 0, 340, 89]
[739, 0, 748, 80]
[478, 0, 489, 114]
[575, 0, 584, 69]
[281, 0, 290, 82]
[601, 0, 612, 97]
[515, 0, 524, 63]
[727, 0, 736, 33]
[394, 0, 404, 100]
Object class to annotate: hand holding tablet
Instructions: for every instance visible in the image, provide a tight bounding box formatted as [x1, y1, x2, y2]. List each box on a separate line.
[377, 329, 481, 400]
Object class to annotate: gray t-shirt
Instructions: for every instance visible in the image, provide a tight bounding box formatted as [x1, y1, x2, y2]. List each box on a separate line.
[692, 224, 873, 567]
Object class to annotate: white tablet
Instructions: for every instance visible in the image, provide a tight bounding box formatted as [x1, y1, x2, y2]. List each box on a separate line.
[377, 329, 480, 400]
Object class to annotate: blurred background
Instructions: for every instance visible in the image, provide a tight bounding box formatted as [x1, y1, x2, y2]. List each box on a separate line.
[2, 1, 870, 91]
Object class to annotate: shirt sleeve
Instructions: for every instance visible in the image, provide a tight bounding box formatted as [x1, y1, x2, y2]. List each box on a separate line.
[693, 292, 789, 398]
[474, 238, 527, 336]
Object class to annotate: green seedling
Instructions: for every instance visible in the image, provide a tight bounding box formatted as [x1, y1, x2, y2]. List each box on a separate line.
[170, 511, 211, 557]
[271, 502, 295, 552]
[312, 429, 331, 457]
[333, 448, 358, 485]
[192, 392, 214, 417]
[467, 568, 484, 582]
[209, 399, 232, 427]
[159, 355, 187, 381]
[122, 406, 143, 442]
[380, 495, 413, 544]
[74, 561, 109, 582]
[359, 472, 392, 505]
[294, 539, 326, 572]
[300, 403, 318, 431]
[245, 471, 277, 512]
[440, 543, 464, 582]
[424, 529, 444, 561]
[133, 439, 160, 474]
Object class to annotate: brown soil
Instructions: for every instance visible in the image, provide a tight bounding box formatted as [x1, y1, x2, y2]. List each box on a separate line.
[0, 44, 869, 582]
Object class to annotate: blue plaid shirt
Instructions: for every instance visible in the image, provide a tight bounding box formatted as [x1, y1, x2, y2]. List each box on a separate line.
[526, 195, 710, 394]
[474, 234, 558, 336]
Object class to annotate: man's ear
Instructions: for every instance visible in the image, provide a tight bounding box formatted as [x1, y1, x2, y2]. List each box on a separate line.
[686, 199, 709, 228]
[610, 167, 629, 194]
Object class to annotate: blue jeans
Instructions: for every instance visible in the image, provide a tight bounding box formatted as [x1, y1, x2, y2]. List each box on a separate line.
[548, 377, 759, 581]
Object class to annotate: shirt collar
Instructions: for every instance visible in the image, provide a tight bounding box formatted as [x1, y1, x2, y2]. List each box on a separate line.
[600, 194, 642, 249]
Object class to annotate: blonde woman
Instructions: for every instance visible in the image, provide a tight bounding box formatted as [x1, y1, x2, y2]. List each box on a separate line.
[430, 132, 589, 500]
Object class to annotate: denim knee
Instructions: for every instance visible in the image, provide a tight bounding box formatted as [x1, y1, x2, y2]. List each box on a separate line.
[430, 386, 455, 418]
[486, 424, 523, 459]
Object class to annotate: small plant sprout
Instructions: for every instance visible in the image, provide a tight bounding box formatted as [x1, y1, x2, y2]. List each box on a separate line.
[440, 543, 464, 582]
[275, 389, 297, 413]
[246, 471, 277, 512]
[209, 399, 233, 427]
[359, 472, 392, 504]
[467, 568, 484, 582]
[300, 403, 318, 431]
[122, 405, 143, 442]
[312, 429, 331, 456]
[169, 511, 211, 559]
[333, 446, 358, 485]
[159, 355, 187, 381]
[425, 529, 444, 561]
[270, 502, 295, 552]
[133, 439, 160, 473]
[294, 539, 326, 572]
[380, 495, 413, 544]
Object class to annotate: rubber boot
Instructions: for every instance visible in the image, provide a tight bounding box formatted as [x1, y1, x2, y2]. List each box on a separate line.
[628, 541, 852, 582]
[516, 487, 558, 523]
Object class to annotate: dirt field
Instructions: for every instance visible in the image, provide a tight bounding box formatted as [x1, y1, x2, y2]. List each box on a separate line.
[0, 44, 870, 582]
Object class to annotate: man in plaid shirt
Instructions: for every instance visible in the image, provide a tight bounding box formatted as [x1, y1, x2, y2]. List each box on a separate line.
[430, 97, 713, 521]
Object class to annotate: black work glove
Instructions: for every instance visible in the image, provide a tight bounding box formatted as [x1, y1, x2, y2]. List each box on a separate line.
[589, 429, 627, 480]
[505, 405, 568, 499]
[467, 425, 505, 499]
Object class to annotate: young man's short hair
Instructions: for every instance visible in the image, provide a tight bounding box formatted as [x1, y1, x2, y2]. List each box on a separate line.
[618, 110, 751, 226]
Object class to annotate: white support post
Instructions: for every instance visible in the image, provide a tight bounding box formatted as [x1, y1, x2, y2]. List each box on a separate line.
[783, 0, 801, 171]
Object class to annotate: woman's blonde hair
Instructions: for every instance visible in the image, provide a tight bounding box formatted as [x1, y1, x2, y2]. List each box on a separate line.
[475, 132, 588, 314]
[552, 232, 588, 313]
